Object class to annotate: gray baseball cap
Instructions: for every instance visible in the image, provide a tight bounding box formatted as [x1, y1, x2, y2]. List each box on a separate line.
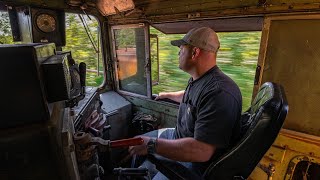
[171, 27, 220, 53]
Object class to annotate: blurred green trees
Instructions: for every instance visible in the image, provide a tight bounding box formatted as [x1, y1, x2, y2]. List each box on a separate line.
[63, 13, 103, 87]
[0, 11, 103, 86]
[0, 12, 13, 44]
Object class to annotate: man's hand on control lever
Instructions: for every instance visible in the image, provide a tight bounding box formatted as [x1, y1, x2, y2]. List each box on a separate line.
[154, 90, 185, 103]
[128, 136, 151, 156]
[154, 92, 170, 101]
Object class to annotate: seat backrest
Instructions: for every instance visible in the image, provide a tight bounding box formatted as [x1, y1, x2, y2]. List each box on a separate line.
[203, 82, 289, 180]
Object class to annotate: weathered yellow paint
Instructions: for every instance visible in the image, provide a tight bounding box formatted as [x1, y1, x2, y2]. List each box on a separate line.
[256, 14, 320, 137]
[249, 129, 320, 179]
[265, 146, 286, 163]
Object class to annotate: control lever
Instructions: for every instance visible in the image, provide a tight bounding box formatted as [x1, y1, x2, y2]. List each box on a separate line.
[109, 138, 144, 148]
[73, 132, 144, 162]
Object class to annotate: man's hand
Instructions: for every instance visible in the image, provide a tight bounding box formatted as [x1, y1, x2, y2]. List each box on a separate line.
[128, 136, 151, 156]
[154, 91, 185, 103]
[154, 92, 169, 101]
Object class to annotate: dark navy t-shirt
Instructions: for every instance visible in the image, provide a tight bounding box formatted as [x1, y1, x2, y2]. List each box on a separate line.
[174, 65, 242, 173]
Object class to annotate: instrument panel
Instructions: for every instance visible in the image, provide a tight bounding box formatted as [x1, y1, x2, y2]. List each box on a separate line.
[13, 7, 66, 46]
[31, 8, 65, 46]
[36, 13, 57, 33]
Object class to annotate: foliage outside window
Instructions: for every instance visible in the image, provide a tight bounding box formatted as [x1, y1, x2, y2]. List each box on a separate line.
[63, 13, 103, 87]
[0, 11, 103, 87]
[150, 27, 261, 111]
[0, 11, 13, 44]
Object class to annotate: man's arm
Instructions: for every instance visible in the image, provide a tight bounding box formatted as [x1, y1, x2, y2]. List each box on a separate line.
[154, 90, 185, 103]
[128, 136, 216, 162]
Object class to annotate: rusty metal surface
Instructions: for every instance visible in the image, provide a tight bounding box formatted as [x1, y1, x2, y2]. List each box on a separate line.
[107, 0, 320, 24]
[257, 163, 275, 179]
[97, 0, 135, 16]
[249, 129, 320, 179]
[260, 14, 320, 136]
[73, 132, 98, 162]
[284, 155, 320, 180]
[3, 0, 320, 23]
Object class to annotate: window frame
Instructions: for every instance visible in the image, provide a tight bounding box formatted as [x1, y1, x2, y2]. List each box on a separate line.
[111, 23, 152, 98]
[64, 12, 104, 87]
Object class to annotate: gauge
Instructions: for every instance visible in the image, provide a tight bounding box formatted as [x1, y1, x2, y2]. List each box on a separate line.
[36, 13, 56, 33]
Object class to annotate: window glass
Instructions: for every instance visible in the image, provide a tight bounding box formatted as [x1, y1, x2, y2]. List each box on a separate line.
[63, 13, 103, 87]
[114, 27, 147, 96]
[0, 11, 13, 44]
[150, 27, 261, 111]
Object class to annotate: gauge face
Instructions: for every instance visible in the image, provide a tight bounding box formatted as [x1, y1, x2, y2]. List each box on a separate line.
[36, 13, 56, 33]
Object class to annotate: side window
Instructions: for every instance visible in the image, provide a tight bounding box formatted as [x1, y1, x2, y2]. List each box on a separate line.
[218, 32, 261, 111]
[0, 11, 13, 44]
[150, 27, 261, 111]
[112, 24, 151, 97]
[63, 13, 103, 87]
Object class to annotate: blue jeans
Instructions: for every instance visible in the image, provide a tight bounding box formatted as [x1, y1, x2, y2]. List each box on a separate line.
[137, 128, 193, 180]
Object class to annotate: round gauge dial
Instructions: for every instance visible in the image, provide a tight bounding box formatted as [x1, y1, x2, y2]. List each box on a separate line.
[36, 13, 56, 33]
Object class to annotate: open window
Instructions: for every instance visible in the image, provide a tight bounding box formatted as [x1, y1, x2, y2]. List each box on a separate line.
[63, 13, 103, 87]
[111, 24, 151, 98]
[110, 18, 263, 111]
[149, 17, 263, 111]
[0, 10, 14, 44]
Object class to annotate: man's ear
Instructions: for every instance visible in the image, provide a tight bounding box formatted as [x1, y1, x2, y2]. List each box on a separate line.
[192, 47, 200, 58]
[192, 47, 197, 56]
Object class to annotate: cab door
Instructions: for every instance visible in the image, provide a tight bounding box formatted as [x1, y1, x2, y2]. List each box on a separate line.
[111, 24, 152, 98]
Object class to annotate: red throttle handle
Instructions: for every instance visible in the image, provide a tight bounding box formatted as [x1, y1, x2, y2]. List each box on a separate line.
[110, 137, 144, 148]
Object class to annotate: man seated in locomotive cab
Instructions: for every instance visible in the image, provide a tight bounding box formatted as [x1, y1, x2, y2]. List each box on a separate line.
[128, 26, 243, 179]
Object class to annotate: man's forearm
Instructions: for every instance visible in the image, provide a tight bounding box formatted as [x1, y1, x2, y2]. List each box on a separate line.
[161, 90, 185, 103]
[155, 137, 215, 162]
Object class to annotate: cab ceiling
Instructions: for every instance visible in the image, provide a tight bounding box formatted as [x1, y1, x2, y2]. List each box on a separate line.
[1, 0, 320, 24]
[106, 0, 320, 24]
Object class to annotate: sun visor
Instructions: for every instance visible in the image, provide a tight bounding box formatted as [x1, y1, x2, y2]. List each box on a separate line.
[97, 0, 135, 16]
[152, 17, 263, 34]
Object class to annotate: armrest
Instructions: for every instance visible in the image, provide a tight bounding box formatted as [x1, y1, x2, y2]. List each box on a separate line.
[147, 154, 202, 180]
